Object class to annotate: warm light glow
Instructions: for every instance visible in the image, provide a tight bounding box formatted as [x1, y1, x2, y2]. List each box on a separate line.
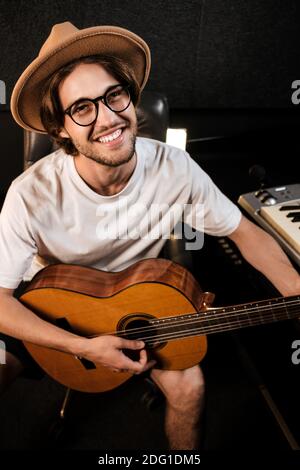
[166, 128, 187, 150]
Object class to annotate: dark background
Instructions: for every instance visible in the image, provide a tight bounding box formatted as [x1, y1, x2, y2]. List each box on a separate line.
[1, 0, 300, 109]
[0, 0, 299, 453]
[0, 0, 300, 197]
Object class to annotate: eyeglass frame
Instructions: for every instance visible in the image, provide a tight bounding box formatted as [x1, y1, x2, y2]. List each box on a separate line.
[63, 83, 132, 127]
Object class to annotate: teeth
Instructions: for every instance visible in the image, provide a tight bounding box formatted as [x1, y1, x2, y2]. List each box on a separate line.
[98, 128, 122, 143]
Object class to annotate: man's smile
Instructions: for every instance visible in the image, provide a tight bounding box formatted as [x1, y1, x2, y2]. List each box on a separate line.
[94, 128, 125, 148]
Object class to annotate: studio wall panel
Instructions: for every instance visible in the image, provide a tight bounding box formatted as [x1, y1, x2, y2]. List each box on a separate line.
[0, 0, 299, 109]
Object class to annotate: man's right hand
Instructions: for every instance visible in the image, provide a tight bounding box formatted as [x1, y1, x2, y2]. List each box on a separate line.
[75, 335, 156, 375]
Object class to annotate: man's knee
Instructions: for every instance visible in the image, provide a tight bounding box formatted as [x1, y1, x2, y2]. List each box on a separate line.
[151, 365, 205, 409]
[0, 351, 24, 394]
[173, 366, 205, 408]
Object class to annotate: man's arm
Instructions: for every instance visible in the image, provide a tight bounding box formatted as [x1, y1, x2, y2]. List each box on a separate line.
[228, 215, 300, 297]
[0, 288, 153, 373]
[0, 287, 87, 353]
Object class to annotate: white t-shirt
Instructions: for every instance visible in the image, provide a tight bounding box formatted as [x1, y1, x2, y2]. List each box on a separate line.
[0, 137, 241, 289]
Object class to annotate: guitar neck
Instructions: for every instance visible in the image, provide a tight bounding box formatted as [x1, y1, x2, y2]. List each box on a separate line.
[139, 295, 300, 345]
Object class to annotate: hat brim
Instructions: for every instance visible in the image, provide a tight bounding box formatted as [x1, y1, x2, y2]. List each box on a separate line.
[11, 26, 151, 133]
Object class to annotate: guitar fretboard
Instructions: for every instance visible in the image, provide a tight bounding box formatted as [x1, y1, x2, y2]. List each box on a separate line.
[135, 295, 300, 345]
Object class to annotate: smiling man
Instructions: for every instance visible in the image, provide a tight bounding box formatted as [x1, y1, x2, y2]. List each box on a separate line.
[0, 22, 299, 451]
[57, 61, 138, 195]
[60, 66, 136, 165]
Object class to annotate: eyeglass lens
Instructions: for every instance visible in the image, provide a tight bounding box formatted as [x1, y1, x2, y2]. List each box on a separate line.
[70, 85, 130, 126]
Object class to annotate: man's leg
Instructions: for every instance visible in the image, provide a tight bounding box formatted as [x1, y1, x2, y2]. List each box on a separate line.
[150, 364, 205, 450]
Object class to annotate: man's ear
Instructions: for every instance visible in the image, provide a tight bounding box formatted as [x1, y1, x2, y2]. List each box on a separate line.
[58, 128, 69, 139]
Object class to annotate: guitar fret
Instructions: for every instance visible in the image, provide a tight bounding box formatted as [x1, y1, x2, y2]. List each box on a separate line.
[241, 304, 250, 327]
[283, 298, 291, 319]
[270, 300, 276, 322]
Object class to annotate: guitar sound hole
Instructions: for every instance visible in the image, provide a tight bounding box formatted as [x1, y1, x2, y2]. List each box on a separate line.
[118, 314, 163, 361]
[124, 318, 156, 344]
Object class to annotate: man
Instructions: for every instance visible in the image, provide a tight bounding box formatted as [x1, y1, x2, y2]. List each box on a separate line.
[0, 22, 299, 450]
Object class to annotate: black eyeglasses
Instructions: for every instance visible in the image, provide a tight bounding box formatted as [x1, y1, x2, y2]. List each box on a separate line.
[64, 84, 131, 126]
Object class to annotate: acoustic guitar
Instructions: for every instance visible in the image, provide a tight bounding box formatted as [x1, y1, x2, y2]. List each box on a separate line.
[19, 258, 300, 393]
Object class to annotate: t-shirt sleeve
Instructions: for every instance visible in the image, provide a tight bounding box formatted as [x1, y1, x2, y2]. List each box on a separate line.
[0, 183, 37, 289]
[183, 153, 242, 236]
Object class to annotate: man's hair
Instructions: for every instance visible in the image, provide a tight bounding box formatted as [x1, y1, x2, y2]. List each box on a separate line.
[40, 55, 141, 156]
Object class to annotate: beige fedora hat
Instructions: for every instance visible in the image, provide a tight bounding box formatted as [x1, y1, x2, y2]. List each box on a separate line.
[10, 22, 151, 133]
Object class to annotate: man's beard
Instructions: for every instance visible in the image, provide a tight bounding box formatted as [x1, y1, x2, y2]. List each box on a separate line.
[73, 126, 137, 168]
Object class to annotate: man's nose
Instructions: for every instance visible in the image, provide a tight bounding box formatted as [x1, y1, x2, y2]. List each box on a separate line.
[94, 100, 117, 128]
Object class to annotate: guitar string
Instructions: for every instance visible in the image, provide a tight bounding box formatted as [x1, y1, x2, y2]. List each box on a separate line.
[126, 309, 299, 343]
[92, 298, 300, 338]
[121, 304, 300, 332]
[118, 303, 300, 340]
[86, 301, 300, 340]
[133, 310, 300, 346]
[140, 317, 298, 345]
[87, 301, 300, 339]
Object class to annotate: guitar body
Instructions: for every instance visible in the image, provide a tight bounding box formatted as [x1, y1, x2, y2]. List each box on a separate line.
[20, 258, 208, 393]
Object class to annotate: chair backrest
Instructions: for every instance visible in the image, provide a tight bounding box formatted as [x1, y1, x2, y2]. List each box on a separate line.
[23, 91, 169, 168]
